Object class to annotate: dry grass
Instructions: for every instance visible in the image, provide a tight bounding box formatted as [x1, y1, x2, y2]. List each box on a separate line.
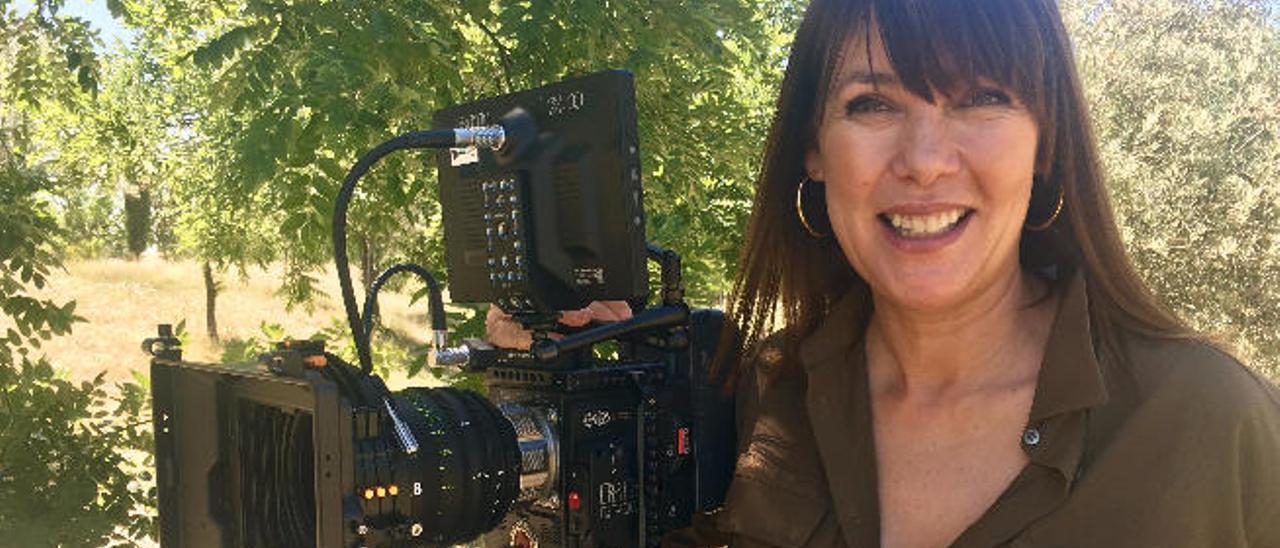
[26, 257, 440, 388]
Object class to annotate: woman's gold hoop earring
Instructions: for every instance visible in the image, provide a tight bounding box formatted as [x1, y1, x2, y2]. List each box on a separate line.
[1025, 186, 1065, 232]
[796, 176, 827, 238]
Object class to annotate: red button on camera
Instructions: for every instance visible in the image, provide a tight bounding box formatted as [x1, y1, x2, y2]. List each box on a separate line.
[568, 491, 582, 511]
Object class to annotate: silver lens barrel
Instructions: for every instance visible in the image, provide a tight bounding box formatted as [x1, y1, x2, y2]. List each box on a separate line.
[498, 402, 559, 500]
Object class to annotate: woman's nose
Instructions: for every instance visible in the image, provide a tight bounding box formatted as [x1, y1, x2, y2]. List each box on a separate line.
[891, 112, 961, 187]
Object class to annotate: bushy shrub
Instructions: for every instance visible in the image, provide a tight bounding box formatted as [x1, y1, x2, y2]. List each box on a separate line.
[1, 146, 155, 545]
[0, 362, 155, 546]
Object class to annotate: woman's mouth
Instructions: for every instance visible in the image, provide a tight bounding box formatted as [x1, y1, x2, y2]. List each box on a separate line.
[879, 208, 975, 239]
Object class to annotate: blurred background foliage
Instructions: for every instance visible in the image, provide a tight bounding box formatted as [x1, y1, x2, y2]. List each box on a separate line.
[0, 0, 1277, 544]
[1064, 0, 1280, 378]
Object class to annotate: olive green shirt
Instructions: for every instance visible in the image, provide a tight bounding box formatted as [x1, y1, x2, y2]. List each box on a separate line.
[668, 274, 1280, 547]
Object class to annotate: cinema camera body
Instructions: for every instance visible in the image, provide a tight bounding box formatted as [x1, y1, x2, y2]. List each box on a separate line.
[145, 70, 738, 548]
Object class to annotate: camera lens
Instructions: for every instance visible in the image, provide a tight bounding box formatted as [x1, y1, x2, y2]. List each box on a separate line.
[498, 403, 559, 499]
[394, 387, 521, 545]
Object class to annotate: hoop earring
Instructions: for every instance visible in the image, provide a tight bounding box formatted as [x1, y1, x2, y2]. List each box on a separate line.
[796, 176, 827, 238]
[1025, 184, 1065, 232]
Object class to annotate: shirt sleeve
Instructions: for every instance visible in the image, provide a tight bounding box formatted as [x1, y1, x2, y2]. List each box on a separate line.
[1240, 375, 1280, 546]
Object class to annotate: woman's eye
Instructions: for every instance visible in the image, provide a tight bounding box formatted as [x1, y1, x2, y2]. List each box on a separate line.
[965, 89, 1012, 108]
[844, 95, 893, 116]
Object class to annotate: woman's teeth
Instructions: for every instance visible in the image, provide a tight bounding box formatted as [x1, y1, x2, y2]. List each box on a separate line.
[884, 209, 970, 238]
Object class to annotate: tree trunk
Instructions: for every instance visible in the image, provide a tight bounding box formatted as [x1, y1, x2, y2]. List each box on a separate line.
[202, 261, 220, 343]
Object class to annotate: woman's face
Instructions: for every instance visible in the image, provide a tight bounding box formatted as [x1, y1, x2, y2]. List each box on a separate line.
[806, 33, 1040, 312]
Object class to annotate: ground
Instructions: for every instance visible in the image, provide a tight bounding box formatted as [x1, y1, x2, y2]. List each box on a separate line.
[21, 256, 448, 388]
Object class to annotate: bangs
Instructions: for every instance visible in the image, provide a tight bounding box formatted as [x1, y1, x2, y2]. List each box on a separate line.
[819, 0, 1053, 125]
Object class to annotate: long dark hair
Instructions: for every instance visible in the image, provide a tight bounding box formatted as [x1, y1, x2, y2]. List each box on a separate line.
[722, 0, 1193, 379]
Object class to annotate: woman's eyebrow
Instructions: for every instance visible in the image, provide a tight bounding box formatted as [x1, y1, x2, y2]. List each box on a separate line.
[836, 70, 901, 89]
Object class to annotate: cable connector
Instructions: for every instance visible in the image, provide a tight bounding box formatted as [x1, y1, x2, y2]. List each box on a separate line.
[453, 126, 505, 150]
[434, 338, 495, 368]
[434, 346, 471, 368]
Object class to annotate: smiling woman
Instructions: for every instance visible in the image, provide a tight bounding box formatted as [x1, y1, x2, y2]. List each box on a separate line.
[664, 0, 1280, 547]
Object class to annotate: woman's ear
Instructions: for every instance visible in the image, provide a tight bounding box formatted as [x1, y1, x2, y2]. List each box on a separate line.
[1035, 131, 1054, 177]
[805, 147, 826, 182]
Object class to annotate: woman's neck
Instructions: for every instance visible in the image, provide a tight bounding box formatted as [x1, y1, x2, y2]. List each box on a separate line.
[865, 270, 1058, 402]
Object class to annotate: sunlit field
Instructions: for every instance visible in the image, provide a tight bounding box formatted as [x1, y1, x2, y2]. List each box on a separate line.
[25, 256, 437, 386]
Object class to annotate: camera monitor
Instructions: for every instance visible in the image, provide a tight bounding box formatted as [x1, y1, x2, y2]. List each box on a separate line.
[434, 70, 648, 314]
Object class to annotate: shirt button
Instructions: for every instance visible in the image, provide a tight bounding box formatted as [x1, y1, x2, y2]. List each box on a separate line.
[1022, 426, 1042, 447]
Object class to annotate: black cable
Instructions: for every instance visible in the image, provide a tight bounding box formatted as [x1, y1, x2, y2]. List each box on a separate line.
[360, 263, 447, 373]
[333, 130, 458, 374]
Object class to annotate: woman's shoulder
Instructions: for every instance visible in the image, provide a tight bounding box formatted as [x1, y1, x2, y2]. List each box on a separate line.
[732, 330, 825, 474]
[1111, 334, 1280, 440]
[1120, 334, 1278, 411]
[1107, 334, 1280, 544]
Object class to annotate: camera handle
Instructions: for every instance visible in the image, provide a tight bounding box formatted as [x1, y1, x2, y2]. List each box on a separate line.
[530, 242, 688, 361]
[530, 304, 690, 361]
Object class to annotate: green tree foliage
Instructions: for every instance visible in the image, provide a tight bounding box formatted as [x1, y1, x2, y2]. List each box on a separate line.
[79, 46, 175, 258]
[117, 0, 789, 310]
[1, 3, 157, 544]
[1064, 0, 1280, 378]
[1, 0, 94, 390]
[0, 144, 155, 546]
[9, 16, 183, 260]
[0, 1, 101, 107]
[0, 147, 81, 362]
[0, 362, 155, 546]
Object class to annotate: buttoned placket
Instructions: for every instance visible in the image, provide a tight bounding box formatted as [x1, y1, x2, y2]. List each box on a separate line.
[948, 273, 1109, 547]
[950, 410, 1093, 547]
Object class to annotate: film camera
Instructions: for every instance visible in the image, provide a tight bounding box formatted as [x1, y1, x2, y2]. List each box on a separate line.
[145, 70, 737, 547]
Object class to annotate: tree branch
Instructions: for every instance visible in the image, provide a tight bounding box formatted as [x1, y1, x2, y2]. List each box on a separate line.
[473, 18, 515, 94]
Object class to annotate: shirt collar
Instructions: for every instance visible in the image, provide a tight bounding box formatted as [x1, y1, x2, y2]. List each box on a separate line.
[797, 288, 866, 373]
[1028, 271, 1110, 422]
[797, 270, 1110, 419]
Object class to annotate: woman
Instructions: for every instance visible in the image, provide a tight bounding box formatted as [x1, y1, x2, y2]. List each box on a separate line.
[490, 0, 1280, 546]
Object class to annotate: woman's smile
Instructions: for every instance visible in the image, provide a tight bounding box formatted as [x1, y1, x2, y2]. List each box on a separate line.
[881, 207, 972, 238]
[877, 205, 975, 252]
